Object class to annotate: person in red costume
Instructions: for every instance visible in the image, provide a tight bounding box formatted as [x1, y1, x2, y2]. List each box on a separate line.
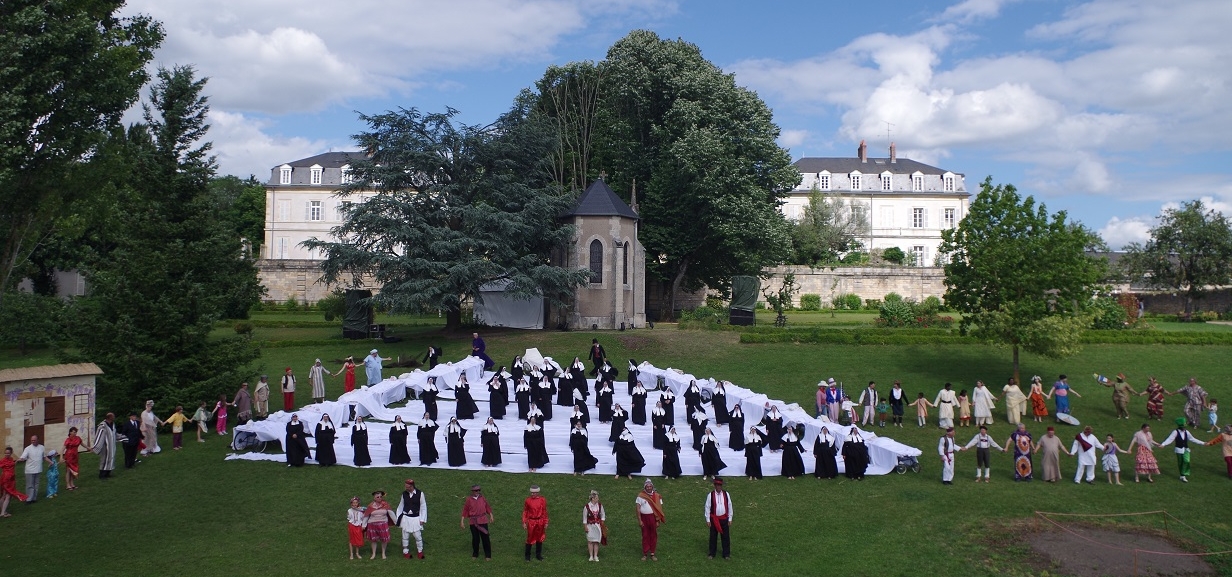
[522, 485, 550, 561]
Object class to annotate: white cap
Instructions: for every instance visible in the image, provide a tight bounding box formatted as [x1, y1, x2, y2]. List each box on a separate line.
[370, 349, 379, 354]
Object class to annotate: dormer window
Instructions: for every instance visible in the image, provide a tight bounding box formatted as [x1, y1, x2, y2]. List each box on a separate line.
[279, 164, 291, 185]
[881, 172, 892, 191]
[310, 164, 323, 185]
[818, 171, 831, 191]
[340, 164, 352, 184]
[943, 173, 955, 192]
[850, 171, 862, 191]
[912, 172, 923, 192]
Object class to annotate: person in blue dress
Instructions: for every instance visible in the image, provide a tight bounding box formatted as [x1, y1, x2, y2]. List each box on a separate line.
[471, 333, 494, 370]
[1048, 374, 1082, 420]
[364, 349, 389, 386]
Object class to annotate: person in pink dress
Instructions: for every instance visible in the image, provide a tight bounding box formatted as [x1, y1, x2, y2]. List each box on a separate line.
[214, 394, 229, 435]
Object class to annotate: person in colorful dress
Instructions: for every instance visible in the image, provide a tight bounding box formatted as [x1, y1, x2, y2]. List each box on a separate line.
[213, 395, 229, 435]
[635, 480, 665, 561]
[0, 447, 28, 517]
[1158, 417, 1205, 482]
[460, 484, 494, 560]
[364, 490, 395, 559]
[335, 357, 357, 394]
[1143, 377, 1166, 421]
[308, 359, 329, 403]
[1126, 423, 1161, 483]
[1048, 375, 1081, 419]
[162, 405, 193, 450]
[92, 413, 118, 479]
[957, 389, 971, 427]
[913, 393, 934, 427]
[43, 451, 59, 499]
[140, 400, 161, 456]
[582, 490, 605, 562]
[1002, 423, 1034, 481]
[280, 367, 297, 412]
[191, 402, 211, 442]
[1170, 378, 1208, 428]
[1028, 376, 1049, 422]
[1203, 424, 1232, 479]
[1099, 373, 1138, 420]
[522, 485, 549, 561]
[1206, 398, 1218, 434]
[347, 496, 367, 560]
[1101, 434, 1129, 485]
[61, 427, 84, 491]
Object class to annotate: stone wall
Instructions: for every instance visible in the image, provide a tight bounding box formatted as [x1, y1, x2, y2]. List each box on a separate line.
[256, 259, 345, 304]
[1134, 289, 1232, 315]
[761, 265, 946, 307]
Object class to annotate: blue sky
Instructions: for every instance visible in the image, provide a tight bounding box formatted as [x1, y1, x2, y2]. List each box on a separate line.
[123, 0, 1232, 248]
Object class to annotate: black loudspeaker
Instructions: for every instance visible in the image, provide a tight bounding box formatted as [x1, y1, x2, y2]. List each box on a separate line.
[729, 309, 755, 326]
[343, 289, 374, 339]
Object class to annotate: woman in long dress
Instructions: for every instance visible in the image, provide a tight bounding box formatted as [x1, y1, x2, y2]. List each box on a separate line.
[762, 405, 784, 452]
[388, 416, 411, 465]
[525, 417, 549, 472]
[510, 356, 525, 384]
[285, 414, 311, 467]
[480, 418, 501, 467]
[700, 427, 726, 480]
[336, 357, 357, 394]
[557, 358, 579, 407]
[583, 491, 606, 562]
[1002, 378, 1027, 426]
[569, 405, 588, 430]
[728, 404, 746, 451]
[813, 427, 838, 479]
[744, 427, 764, 480]
[651, 401, 668, 450]
[351, 416, 371, 467]
[596, 381, 614, 423]
[309, 359, 329, 403]
[417, 413, 439, 465]
[572, 387, 590, 424]
[1126, 423, 1161, 482]
[421, 378, 440, 422]
[569, 422, 599, 475]
[515, 378, 533, 421]
[662, 426, 683, 479]
[689, 408, 709, 452]
[612, 427, 645, 479]
[842, 428, 870, 480]
[1144, 377, 1166, 421]
[609, 405, 628, 443]
[684, 381, 703, 416]
[1002, 422, 1033, 481]
[535, 375, 556, 421]
[1028, 376, 1050, 422]
[1048, 377, 1081, 418]
[61, 427, 84, 490]
[454, 374, 479, 420]
[488, 375, 508, 420]
[660, 388, 676, 424]
[712, 381, 731, 426]
[889, 382, 906, 427]
[971, 381, 997, 426]
[780, 428, 806, 479]
[631, 383, 648, 426]
[1033, 427, 1070, 482]
[445, 417, 467, 467]
[314, 414, 337, 466]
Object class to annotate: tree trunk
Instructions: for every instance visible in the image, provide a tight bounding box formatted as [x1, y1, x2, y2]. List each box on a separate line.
[1012, 344, 1020, 388]
[667, 261, 689, 322]
[445, 308, 462, 331]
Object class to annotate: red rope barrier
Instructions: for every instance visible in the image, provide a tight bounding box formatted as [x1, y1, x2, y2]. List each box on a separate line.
[1033, 510, 1232, 558]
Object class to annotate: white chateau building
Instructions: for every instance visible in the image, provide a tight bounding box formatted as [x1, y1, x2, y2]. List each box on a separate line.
[784, 141, 970, 265]
[262, 151, 372, 261]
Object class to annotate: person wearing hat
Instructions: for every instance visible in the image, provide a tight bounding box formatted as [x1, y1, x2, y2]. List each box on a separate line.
[364, 349, 390, 387]
[1158, 417, 1205, 482]
[309, 359, 329, 403]
[254, 374, 270, 418]
[703, 478, 733, 559]
[1099, 373, 1139, 420]
[825, 379, 842, 422]
[635, 480, 665, 561]
[582, 489, 606, 562]
[815, 381, 827, 418]
[364, 490, 395, 559]
[280, 367, 297, 412]
[460, 485, 493, 560]
[1202, 424, 1232, 479]
[1033, 426, 1070, 482]
[938, 427, 962, 485]
[522, 485, 549, 561]
[395, 479, 427, 559]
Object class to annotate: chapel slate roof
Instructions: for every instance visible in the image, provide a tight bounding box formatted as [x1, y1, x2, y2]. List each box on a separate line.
[276, 151, 366, 169]
[562, 179, 639, 219]
[793, 157, 962, 176]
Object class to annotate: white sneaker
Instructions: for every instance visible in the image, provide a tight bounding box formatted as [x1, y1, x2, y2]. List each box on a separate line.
[1180, 476, 1188, 483]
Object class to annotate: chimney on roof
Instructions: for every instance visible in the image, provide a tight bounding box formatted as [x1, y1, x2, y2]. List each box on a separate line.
[858, 140, 867, 163]
[889, 142, 896, 164]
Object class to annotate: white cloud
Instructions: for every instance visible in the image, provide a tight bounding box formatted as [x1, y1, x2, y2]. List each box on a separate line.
[778, 129, 809, 149]
[936, 0, 1019, 23]
[1098, 216, 1152, 250]
[207, 111, 332, 180]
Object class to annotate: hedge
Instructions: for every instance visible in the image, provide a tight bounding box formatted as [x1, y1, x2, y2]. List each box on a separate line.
[738, 328, 1232, 346]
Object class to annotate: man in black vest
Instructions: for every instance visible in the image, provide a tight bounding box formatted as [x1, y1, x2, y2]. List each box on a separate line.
[119, 413, 143, 468]
[396, 479, 427, 559]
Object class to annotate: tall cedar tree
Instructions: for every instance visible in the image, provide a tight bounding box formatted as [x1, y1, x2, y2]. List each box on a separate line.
[64, 66, 261, 413]
[0, 0, 162, 304]
[1121, 200, 1232, 315]
[938, 178, 1106, 385]
[304, 98, 592, 330]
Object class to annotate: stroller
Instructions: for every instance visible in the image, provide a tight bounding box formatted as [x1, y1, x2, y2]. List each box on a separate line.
[895, 454, 921, 474]
[231, 429, 268, 452]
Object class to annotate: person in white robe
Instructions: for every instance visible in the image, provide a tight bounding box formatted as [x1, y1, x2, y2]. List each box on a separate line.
[254, 375, 270, 418]
[1070, 426, 1100, 484]
[396, 479, 428, 559]
[309, 359, 329, 403]
[934, 384, 958, 429]
[91, 413, 118, 479]
[938, 427, 962, 484]
[971, 381, 996, 427]
[140, 400, 161, 455]
[1002, 379, 1028, 426]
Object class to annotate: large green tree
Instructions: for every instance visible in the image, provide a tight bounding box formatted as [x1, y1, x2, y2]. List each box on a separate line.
[1120, 200, 1232, 315]
[938, 177, 1106, 384]
[304, 100, 592, 330]
[0, 0, 162, 303]
[64, 66, 261, 413]
[789, 187, 870, 265]
[209, 174, 267, 260]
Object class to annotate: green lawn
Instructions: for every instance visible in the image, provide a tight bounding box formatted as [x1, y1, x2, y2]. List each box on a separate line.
[2, 322, 1231, 576]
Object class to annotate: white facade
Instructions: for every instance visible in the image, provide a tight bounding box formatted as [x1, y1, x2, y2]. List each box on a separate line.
[783, 142, 970, 265]
[263, 152, 374, 261]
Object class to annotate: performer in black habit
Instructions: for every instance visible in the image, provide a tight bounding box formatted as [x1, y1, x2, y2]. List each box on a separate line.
[596, 380, 614, 423]
[684, 381, 704, 416]
[421, 377, 440, 422]
[488, 374, 508, 420]
[744, 426, 765, 480]
[712, 381, 731, 426]
[351, 416, 371, 467]
[569, 421, 599, 475]
[535, 372, 555, 421]
[454, 374, 479, 420]
[445, 417, 467, 467]
[689, 407, 709, 452]
[570, 356, 588, 398]
[480, 418, 501, 467]
[314, 414, 337, 466]
[417, 413, 439, 466]
[510, 356, 525, 383]
[728, 404, 746, 451]
[422, 345, 441, 369]
[613, 427, 645, 479]
[557, 358, 580, 407]
[285, 414, 311, 467]
[569, 405, 588, 430]
[660, 387, 677, 424]
[389, 416, 412, 465]
[597, 359, 619, 392]
[572, 383, 590, 423]
[699, 427, 727, 480]
[524, 417, 549, 472]
[761, 405, 785, 452]
[842, 428, 870, 480]
[609, 404, 628, 442]
[587, 339, 607, 375]
[780, 427, 806, 480]
[813, 427, 839, 479]
[631, 382, 649, 426]
[626, 359, 640, 395]
[651, 401, 668, 450]
[514, 377, 532, 421]
[662, 426, 683, 479]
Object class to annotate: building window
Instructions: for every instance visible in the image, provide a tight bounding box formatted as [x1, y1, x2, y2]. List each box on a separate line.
[73, 393, 90, 415]
[912, 207, 925, 228]
[851, 173, 862, 190]
[588, 240, 603, 284]
[944, 174, 955, 192]
[277, 237, 289, 259]
[818, 172, 830, 191]
[310, 164, 323, 185]
[944, 208, 956, 228]
[851, 204, 866, 224]
[912, 174, 923, 192]
[308, 200, 323, 221]
[279, 165, 291, 184]
[881, 174, 892, 191]
[912, 245, 926, 267]
[340, 165, 352, 184]
[622, 245, 629, 285]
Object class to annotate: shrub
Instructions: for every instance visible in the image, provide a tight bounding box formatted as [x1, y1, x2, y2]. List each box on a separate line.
[754, 301, 766, 310]
[882, 247, 906, 264]
[863, 299, 881, 310]
[919, 296, 942, 316]
[705, 294, 726, 309]
[1091, 295, 1128, 330]
[233, 322, 254, 338]
[841, 252, 868, 264]
[832, 293, 863, 310]
[800, 294, 821, 311]
[317, 291, 346, 322]
[249, 300, 265, 313]
[282, 297, 302, 312]
[1198, 311, 1219, 322]
[883, 292, 904, 304]
[879, 298, 915, 327]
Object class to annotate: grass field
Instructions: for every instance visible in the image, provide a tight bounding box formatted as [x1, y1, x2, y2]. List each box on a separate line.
[2, 318, 1230, 577]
